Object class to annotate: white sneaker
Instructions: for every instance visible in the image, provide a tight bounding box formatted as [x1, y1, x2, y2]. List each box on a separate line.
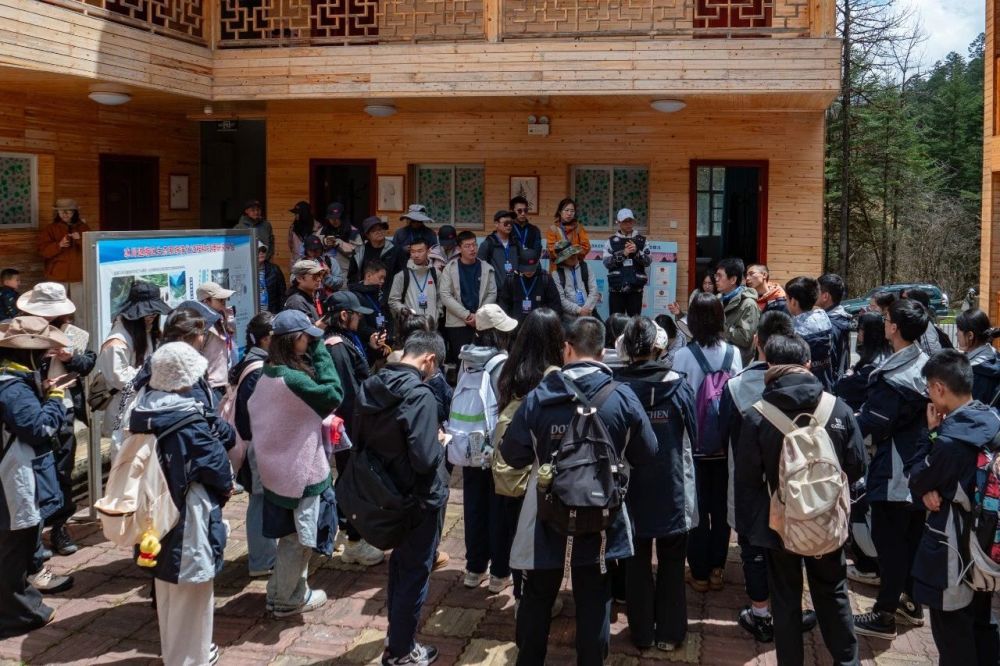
[341, 540, 386, 567]
[28, 567, 73, 593]
[272, 589, 327, 618]
[847, 564, 881, 587]
[488, 575, 511, 594]
[463, 571, 488, 588]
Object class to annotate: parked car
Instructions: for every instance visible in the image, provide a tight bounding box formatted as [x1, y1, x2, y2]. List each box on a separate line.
[841, 283, 950, 317]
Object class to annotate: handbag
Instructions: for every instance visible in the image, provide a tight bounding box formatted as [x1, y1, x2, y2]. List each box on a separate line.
[87, 372, 118, 412]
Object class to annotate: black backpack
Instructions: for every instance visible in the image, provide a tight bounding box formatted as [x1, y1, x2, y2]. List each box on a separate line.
[535, 377, 628, 537]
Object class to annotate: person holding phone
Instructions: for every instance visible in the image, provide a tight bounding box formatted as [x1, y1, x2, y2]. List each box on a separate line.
[36, 199, 92, 330]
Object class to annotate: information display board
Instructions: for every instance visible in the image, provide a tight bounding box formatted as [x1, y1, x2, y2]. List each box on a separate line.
[578, 239, 678, 320]
[84, 229, 258, 352]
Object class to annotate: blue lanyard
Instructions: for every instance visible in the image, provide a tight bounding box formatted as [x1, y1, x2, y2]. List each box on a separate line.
[513, 224, 529, 247]
[346, 331, 366, 358]
[569, 268, 579, 291]
[410, 269, 429, 294]
[497, 234, 511, 260]
[363, 293, 382, 316]
[520, 276, 536, 299]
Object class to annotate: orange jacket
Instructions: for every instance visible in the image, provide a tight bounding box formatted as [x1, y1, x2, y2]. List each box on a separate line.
[38, 219, 91, 282]
[545, 223, 591, 270]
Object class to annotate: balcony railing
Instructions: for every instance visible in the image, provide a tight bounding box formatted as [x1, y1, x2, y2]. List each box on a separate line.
[38, 0, 207, 45]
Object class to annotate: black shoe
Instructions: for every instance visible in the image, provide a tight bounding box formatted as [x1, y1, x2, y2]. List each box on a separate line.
[802, 608, 818, 633]
[853, 610, 897, 640]
[382, 643, 438, 666]
[51, 525, 78, 556]
[738, 606, 774, 642]
[895, 593, 925, 627]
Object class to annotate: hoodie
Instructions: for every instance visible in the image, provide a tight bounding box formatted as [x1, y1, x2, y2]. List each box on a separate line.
[910, 401, 1000, 610]
[129, 390, 232, 584]
[500, 361, 658, 569]
[458, 345, 506, 398]
[968, 344, 1000, 406]
[614, 361, 698, 539]
[349, 282, 389, 364]
[734, 372, 866, 551]
[793, 308, 835, 390]
[826, 305, 852, 381]
[354, 363, 449, 509]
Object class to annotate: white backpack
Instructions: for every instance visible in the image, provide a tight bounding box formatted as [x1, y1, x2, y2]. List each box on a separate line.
[217, 360, 264, 473]
[447, 353, 507, 468]
[94, 414, 201, 548]
[753, 392, 850, 557]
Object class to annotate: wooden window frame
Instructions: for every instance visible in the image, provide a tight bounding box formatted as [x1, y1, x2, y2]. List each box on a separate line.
[569, 164, 650, 232]
[409, 163, 486, 229]
[0, 151, 39, 229]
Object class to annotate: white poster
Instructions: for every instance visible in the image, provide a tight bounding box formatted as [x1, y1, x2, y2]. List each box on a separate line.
[85, 230, 257, 351]
[578, 238, 678, 320]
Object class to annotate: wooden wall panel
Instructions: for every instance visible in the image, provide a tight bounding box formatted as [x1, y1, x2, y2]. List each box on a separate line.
[266, 106, 825, 298]
[0, 90, 200, 286]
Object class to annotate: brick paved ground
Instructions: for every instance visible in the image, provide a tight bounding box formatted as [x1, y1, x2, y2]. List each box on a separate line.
[0, 482, 952, 666]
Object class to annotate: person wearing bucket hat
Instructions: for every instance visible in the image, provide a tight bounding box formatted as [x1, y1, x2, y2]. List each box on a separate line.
[351, 216, 398, 283]
[478, 211, 522, 291]
[497, 248, 562, 326]
[0, 316, 78, 636]
[38, 198, 92, 328]
[288, 201, 321, 272]
[393, 204, 438, 252]
[248, 309, 342, 618]
[235, 199, 276, 262]
[553, 240, 600, 327]
[127, 341, 233, 666]
[319, 202, 362, 278]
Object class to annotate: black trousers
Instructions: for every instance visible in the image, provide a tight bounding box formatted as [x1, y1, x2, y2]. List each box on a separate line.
[687, 459, 731, 581]
[932, 593, 1000, 666]
[444, 326, 476, 365]
[609, 291, 643, 317]
[870, 501, 924, 614]
[516, 565, 611, 666]
[766, 547, 858, 666]
[626, 533, 688, 647]
[738, 534, 769, 603]
[386, 507, 442, 658]
[44, 428, 77, 528]
[0, 526, 53, 639]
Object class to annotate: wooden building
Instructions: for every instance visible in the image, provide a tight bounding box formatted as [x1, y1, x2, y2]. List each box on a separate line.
[986, 1, 1000, 318]
[0, 0, 840, 296]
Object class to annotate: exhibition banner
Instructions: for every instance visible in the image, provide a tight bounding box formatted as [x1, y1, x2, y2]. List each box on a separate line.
[580, 239, 678, 320]
[84, 230, 258, 352]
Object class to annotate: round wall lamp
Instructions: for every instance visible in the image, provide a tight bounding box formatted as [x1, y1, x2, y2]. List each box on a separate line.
[364, 104, 397, 118]
[650, 99, 686, 113]
[88, 87, 132, 106]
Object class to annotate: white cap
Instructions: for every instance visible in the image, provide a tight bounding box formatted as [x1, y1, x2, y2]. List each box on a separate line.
[616, 208, 635, 223]
[150, 342, 208, 392]
[196, 281, 235, 301]
[475, 304, 518, 332]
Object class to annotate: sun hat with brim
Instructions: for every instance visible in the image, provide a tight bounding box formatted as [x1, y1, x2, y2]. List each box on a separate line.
[272, 310, 324, 338]
[553, 240, 582, 265]
[175, 300, 222, 329]
[401, 204, 432, 224]
[475, 304, 517, 333]
[17, 282, 76, 318]
[362, 216, 389, 236]
[115, 281, 172, 321]
[53, 198, 79, 211]
[0, 316, 71, 350]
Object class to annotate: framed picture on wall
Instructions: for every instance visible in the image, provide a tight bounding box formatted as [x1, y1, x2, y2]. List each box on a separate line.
[0, 151, 38, 228]
[169, 174, 189, 211]
[509, 176, 539, 214]
[378, 175, 405, 212]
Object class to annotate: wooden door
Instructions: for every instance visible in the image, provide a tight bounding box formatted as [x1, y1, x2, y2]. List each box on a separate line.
[99, 154, 159, 231]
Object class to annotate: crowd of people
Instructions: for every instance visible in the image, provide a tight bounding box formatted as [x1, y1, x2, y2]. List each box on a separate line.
[2, 197, 1000, 666]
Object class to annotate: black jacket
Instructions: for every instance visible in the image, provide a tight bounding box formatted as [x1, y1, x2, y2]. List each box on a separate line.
[734, 372, 867, 551]
[498, 271, 562, 324]
[354, 364, 448, 509]
[259, 261, 286, 315]
[283, 287, 320, 321]
[968, 345, 1000, 406]
[833, 352, 888, 412]
[229, 346, 268, 443]
[349, 282, 390, 365]
[323, 329, 370, 436]
[477, 233, 521, 291]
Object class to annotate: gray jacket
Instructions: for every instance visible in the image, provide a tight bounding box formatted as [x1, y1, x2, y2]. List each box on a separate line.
[387, 260, 443, 320]
[235, 214, 275, 260]
[439, 259, 497, 328]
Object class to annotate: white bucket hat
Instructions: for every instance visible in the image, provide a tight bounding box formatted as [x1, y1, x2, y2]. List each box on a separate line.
[16, 282, 76, 318]
[150, 342, 208, 392]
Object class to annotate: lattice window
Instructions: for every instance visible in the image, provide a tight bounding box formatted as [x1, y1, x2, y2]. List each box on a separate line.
[693, 0, 773, 30]
[571, 166, 649, 231]
[412, 164, 485, 227]
[103, 0, 205, 39]
[0, 153, 38, 229]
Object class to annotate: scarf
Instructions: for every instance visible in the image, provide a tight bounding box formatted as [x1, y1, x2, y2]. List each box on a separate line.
[764, 364, 812, 385]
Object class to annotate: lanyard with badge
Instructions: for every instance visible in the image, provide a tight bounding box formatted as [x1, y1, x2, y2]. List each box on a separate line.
[364, 293, 386, 329]
[520, 276, 536, 313]
[570, 268, 586, 306]
[500, 235, 513, 274]
[411, 268, 430, 309]
[513, 223, 529, 248]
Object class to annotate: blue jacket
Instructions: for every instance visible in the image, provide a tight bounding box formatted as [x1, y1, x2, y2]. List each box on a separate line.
[500, 361, 658, 569]
[968, 345, 1000, 407]
[793, 308, 835, 390]
[614, 361, 698, 539]
[858, 344, 929, 503]
[909, 402, 1000, 610]
[826, 305, 852, 382]
[129, 390, 233, 584]
[720, 361, 767, 530]
[0, 369, 68, 531]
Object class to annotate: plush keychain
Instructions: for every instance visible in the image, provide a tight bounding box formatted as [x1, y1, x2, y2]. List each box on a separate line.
[137, 528, 161, 568]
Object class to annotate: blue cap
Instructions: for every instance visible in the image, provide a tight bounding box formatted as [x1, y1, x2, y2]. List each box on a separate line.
[175, 300, 221, 329]
[272, 310, 324, 338]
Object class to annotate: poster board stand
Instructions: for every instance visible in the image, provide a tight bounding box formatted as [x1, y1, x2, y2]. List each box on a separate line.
[83, 229, 258, 514]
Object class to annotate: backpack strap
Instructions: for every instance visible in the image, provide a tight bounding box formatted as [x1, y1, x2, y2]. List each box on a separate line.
[581, 261, 590, 294]
[687, 343, 714, 376]
[563, 375, 618, 411]
[233, 360, 264, 392]
[159, 413, 205, 441]
[753, 392, 838, 434]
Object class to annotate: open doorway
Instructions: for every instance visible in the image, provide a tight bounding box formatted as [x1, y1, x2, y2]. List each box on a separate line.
[99, 154, 159, 231]
[689, 160, 768, 287]
[310, 159, 376, 229]
[200, 120, 267, 229]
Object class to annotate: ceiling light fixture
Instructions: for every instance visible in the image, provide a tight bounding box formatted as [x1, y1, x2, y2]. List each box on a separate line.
[364, 104, 397, 118]
[88, 89, 131, 106]
[650, 99, 686, 113]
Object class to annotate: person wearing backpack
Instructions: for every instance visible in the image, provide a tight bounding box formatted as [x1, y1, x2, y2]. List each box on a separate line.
[672, 292, 742, 592]
[955, 309, 1000, 406]
[853, 298, 930, 641]
[499, 317, 658, 665]
[734, 334, 866, 666]
[449, 304, 517, 593]
[909, 350, 1000, 666]
[553, 241, 599, 327]
[817, 273, 852, 382]
[388, 238, 443, 328]
[786, 276, 836, 391]
[128, 341, 234, 666]
[614, 317, 697, 652]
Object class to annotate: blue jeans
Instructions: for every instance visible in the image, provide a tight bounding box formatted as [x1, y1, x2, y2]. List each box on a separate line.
[386, 507, 442, 658]
[462, 466, 511, 578]
[246, 493, 277, 574]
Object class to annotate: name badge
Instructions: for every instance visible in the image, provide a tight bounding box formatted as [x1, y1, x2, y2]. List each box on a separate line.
[623, 259, 634, 267]
[522, 299, 532, 313]
[417, 293, 428, 308]
[375, 314, 386, 329]
[576, 290, 586, 306]
[504, 261, 513, 273]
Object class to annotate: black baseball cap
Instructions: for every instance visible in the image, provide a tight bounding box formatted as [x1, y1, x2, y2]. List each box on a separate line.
[494, 210, 515, 223]
[438, 225, 458, 247]
[324, 291, 373, 315]
[519, 249, 541, 273]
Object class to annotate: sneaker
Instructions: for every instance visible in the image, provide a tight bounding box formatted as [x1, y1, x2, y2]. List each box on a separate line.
[28, 567, 73, 594]
[272, 589, 328, 618]
[853, 610, 896, 640]
[341, 540, 386, 567]
[895, 593, 925, 627]
[248, 568, 273, 578]
[382, 642, 439, 666]
[232, 482, 246, 495]
[738, 606, 774, 642]
[802, 609, 818, 633]
[709, 567, 725, 591]
[51, 525, 78, 556]
[488, 575, 511, 594]
[464, 571, 487, 588]
[432, 551, 450, 572]
[656, 641, 678, 652]
[209, 643, 219, 666]
[847, 564, 881, 587]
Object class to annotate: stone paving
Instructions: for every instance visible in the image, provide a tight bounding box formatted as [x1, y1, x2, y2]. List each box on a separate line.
[0, 482, 953, 666]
